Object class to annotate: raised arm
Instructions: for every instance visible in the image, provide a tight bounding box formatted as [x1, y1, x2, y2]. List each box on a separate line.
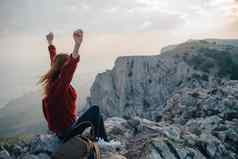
[55, 29, 83, 92]
[46, 32, 56, 65]
[72, 29, 83, 59]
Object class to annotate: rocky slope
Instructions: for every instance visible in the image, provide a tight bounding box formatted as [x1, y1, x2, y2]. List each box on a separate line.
[1, 114, 237, 159]
[86, 39, 238, 121]
[0, 39, 237, 159]
[84, 39, 238, 158]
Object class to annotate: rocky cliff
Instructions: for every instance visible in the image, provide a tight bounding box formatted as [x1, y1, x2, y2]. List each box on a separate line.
[86, 39, 238, 121]
[1, 39, 238, 159]
[84, 39, 238, 158]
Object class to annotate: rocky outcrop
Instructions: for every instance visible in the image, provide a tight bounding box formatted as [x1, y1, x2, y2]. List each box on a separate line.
[161, 80, 238, 124]
[1, 116, 237, 159]
[86, 39, 238, 121]
[0, 118, 126, 159]
[83, 39, 238, 158]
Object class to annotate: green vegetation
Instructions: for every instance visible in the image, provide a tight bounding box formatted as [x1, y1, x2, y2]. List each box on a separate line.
[185, 48, 238, 80]
[0, 134, 33, 145]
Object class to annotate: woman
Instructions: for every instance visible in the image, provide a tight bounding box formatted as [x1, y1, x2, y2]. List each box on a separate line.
[39, 29, 108, 142]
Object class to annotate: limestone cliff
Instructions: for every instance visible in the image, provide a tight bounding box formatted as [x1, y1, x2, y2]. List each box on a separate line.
[86, 39, 238, 121]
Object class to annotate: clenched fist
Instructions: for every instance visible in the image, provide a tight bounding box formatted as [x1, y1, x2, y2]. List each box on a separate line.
[46, 32, 54, 45]
[73, 29, 83, 46]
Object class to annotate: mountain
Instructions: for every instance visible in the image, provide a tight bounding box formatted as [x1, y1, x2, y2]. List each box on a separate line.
[0, 39, 238, 159]
[0, 91, 47, 137]
[82, 39, 238, 158]
[86, 39, 238, 120]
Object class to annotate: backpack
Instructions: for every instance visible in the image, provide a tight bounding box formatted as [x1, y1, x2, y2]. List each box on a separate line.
[52, 121, 101, 159]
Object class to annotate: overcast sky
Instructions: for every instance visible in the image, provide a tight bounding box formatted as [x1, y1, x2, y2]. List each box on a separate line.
[0, 0, 237, 35]
[0, 0, 237, 72]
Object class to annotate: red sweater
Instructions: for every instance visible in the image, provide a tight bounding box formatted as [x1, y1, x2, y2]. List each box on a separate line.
[42, 45, 80, 135]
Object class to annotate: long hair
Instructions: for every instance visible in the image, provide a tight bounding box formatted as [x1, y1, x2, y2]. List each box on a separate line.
[38, 53, 69, 96]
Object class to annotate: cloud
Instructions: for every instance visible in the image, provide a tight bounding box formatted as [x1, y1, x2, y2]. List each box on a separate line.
[0, 0, 236, 35]
[0, 0, 187, 34]
[228, 0, 238, 32]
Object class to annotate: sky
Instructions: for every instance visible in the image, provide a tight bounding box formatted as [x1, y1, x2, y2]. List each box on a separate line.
[0, 0, 237, 107]
[0, 0, 237, 56]
[0, 0, 237, 35]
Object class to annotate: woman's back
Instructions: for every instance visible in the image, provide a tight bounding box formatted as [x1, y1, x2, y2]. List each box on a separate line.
[43, 82, 78, 135]
[40, 34, 81, 135]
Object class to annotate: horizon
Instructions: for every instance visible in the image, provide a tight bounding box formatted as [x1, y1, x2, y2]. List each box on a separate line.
[0, 0, 238, 141]
[0, 0, 238, 107]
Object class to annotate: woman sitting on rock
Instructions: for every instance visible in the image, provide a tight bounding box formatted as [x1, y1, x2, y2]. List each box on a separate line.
[38, 29, 108, 142]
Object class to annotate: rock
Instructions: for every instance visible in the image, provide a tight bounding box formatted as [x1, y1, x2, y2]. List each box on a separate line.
[11, 144, 26, 157]
[105, 117, 132, 144]
[0, 150, 11, 159]
[86, 39, 238, 122]
[29, 134, 61, 154]
[101, 153, 127, 159]
[37, 153, 51, 159]
[2, 115, 238, 159]
[20, 154, 39, 159]
[141, 137, 206, 159]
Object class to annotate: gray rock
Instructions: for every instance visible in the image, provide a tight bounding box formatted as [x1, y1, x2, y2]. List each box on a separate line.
[101, 153, 127, 159]
[84, 39, 238, 158]
[11, 145, 25, 157]
[29, 134, 61, 154]
[37, 153, 50, 159]
[86, 39, 238, 122]
[141, 137, 206, 159]
[0, 150, 11, 159]
[2, 115, 238, 159]
[20, 154, 39, 159]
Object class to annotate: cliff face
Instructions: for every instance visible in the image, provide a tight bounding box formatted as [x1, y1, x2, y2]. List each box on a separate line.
[86, 39, 238, 121]
[83, 39, 238, 158]
[86, 53, 188, 120]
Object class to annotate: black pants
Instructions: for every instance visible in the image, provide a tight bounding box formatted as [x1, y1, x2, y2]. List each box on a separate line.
[59, 105, 108, 142]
